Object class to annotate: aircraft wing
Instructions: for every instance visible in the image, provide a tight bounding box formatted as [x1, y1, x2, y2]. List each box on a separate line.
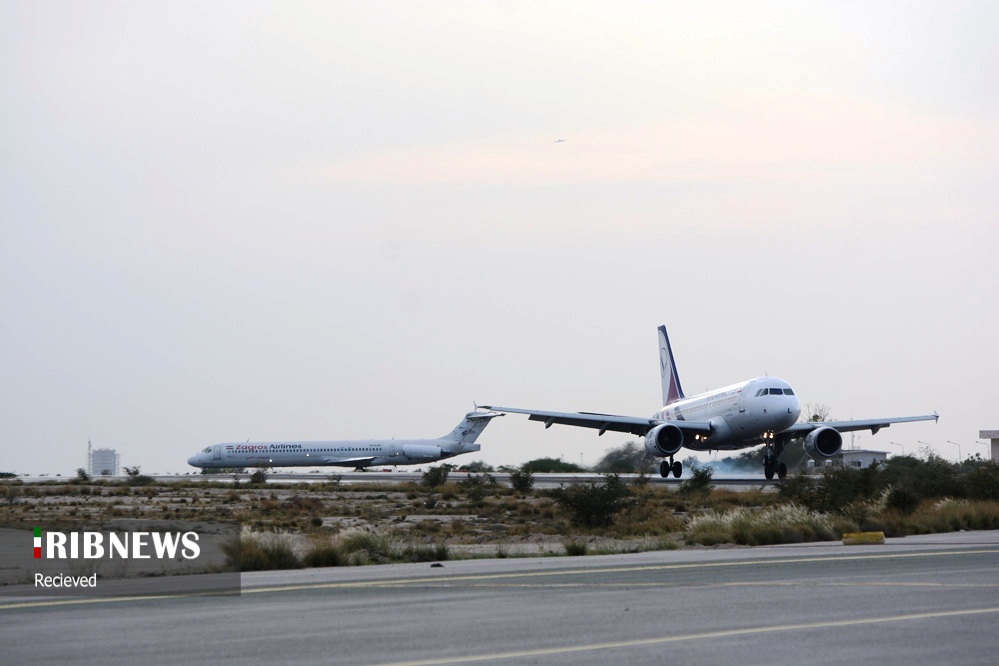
[782, 413, 939, 437]
[480, 405, 712, 437]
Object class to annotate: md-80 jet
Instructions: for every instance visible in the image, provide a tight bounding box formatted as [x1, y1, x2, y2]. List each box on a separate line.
[484, 326, 937, 479]
[187, 411, 502, 471]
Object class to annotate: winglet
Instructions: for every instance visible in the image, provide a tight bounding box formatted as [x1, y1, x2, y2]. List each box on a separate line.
[658, 325, 686, 406]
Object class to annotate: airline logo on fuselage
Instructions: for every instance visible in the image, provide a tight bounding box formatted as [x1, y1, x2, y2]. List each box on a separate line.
[226, 444, 304, 451]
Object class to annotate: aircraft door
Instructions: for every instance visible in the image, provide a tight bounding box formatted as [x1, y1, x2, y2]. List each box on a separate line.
[213, 445, 222, 461]
[738, 388, 746, 413]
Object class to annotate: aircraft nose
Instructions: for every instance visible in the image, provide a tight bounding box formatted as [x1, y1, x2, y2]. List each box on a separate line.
[187, 454, 200, 467]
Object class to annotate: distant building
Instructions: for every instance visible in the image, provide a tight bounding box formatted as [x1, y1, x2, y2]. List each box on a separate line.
[87, 441, 120, 477]
[807, 449, 888, 471]
[980, 431, 999, 463]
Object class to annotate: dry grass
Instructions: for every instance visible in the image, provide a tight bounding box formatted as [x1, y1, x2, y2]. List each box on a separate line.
[4, 477, 998, 569]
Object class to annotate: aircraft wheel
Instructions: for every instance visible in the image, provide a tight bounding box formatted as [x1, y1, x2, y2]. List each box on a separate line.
[764, 463, 775, 481]
[671, 460, 683, 479]
[777, 463, 788, 479]
[660, 461, 671, 478]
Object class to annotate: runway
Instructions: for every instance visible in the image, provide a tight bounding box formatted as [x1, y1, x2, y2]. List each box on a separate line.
[136, 471, 780, 491]
[3, 531, 998, 664]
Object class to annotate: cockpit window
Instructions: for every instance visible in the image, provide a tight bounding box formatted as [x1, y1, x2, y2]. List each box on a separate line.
[783, 388, 795, 395]
[769, 388, 783, 395]
[755, 389, 765, 397]
[202, 447, 211, 453]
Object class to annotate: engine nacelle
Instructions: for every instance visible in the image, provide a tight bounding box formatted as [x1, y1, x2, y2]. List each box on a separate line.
[803, 426, 842, 459]
[402, 444, 443, 460]
[644, 423, 684, 457]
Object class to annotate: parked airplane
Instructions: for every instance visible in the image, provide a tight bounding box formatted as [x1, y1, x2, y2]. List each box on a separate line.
[483, 325, 937, 479]
[186, 411, 502, 470]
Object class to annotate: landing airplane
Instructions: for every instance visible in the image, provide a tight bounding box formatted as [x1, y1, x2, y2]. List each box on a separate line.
[483, 326, 937, 479]
[187, 411, 503, 471]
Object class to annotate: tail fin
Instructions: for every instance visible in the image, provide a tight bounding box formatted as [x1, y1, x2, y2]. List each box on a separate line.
[658, 325, 685, 406]
[442, 411, 504, 447]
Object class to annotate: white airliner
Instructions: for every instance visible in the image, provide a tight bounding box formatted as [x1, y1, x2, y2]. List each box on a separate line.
[186, 411, 503, 471]
[484, 325, 938, 480]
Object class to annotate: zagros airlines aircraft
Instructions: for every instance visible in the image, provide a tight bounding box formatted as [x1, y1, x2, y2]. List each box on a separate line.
[187, 411, 502, 471]
[484, 325, 937, 480]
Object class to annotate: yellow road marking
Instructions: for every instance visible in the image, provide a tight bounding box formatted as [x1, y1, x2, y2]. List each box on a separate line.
[1, 548, 995, 611]
[374, 606, 999, 666]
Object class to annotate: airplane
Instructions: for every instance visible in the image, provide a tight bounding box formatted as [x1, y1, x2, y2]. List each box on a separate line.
[483, 325, 938, 480]
[554, 138, 566, 143]
[187, 411, 503, 471]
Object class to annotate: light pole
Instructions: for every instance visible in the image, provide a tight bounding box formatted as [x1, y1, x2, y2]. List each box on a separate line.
[889, 441, 905, 456]
[947, 441, 962, 465]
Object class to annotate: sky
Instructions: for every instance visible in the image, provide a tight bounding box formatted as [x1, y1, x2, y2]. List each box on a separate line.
[1, 1, 996, 476]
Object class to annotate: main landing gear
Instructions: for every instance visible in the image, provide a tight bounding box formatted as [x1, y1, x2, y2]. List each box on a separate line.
[762, 433, 788, 481]
[660, 458, 682, 479]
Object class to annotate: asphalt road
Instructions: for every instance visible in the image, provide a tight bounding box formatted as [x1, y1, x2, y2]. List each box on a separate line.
[2, 531, 998, 665]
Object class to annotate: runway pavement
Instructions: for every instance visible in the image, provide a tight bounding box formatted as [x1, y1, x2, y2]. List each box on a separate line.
[2, 531, 998, 665]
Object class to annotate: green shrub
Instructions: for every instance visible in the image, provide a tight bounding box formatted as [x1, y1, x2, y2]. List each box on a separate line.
[886, 487, 920, 515]
[550, 474, 633, 528]
[509, 469, 535, 494]
[563, 540, 589, 556]
[964, 464, 999, 501]
[421, 464, 452, 488]
[677, 465, 713, 498]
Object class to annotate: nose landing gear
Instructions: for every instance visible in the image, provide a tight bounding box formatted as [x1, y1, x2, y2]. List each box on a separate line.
[762, 433, 789, 480]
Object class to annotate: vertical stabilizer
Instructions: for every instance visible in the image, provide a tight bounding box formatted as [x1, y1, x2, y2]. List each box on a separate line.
[658, 325, 686, 406]
[441, 411, 503, 448]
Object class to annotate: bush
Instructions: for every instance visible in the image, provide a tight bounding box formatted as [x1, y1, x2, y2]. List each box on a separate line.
[886, 487, 920, 516]
[964, 464, 999, 501]
[421, 464, 452, 488]
[563, 540, 589, 556]
[550, 474, 634, 528]
[228, 536, 303, 571]
[522, 457, 586, 473]
[248, 468, 269, 485]
[303, 541, 346, 567]
[677, 465, 713, 498]
[593, 442, 656, 474]
[509, 469, 534, 493]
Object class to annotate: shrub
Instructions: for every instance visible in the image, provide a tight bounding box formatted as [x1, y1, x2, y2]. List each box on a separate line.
[677, 465, 713, 498]
[550, 474, 634, 528]
[248, 468, 269, 485]
[563, 540, 589, 556]
[303, 541, 346, 567]
[509, 469, 535, 494]
[522, 457, 586, 473]
[421, 464, 452, 488]
[686, 504, 839, 546]
[886, 487, 920, 516]
[964, 464, 999, 501]
[228, 535, 303, 571]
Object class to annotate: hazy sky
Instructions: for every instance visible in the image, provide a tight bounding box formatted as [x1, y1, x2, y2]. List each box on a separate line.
[2, 1, 996, 475]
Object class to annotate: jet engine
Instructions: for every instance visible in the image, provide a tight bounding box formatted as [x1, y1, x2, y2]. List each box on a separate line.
[644, 423, 684, 457]
[402, 445, 443, 460]
[803, 426, 842, 459]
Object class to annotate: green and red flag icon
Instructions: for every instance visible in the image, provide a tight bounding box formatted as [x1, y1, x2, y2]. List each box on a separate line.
[34, 526, 41, 558]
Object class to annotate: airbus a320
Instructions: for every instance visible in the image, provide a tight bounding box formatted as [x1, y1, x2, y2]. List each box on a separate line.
[483, 326, 937, 479]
